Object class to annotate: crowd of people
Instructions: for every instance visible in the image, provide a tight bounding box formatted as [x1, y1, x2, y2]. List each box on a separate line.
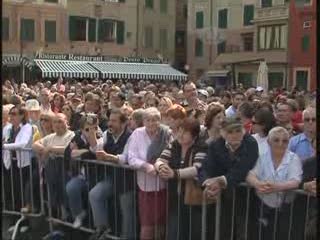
[2, 77, 317, 240]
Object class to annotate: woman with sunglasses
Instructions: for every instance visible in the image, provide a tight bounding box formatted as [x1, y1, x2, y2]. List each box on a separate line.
[251, 108, 277, 155]
[246, 126, 302, 240]
[2, 106, 34, 220]
[65, 113, 101, 228]
[33, 112, 55, 142]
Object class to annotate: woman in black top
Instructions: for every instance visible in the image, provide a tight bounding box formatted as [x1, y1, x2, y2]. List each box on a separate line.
[155, 118, 212, 240]
[65, 113, 100, 229]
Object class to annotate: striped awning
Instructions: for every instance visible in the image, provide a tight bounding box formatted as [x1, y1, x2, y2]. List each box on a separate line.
[34, 59, 100, 79]
[89, 62, 187, 81]
[2, 54, 34, 70]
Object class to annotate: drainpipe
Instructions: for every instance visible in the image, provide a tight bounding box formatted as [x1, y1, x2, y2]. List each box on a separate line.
[136, 0, 140, 56]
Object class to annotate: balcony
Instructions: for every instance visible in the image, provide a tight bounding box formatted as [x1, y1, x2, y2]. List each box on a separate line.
[253, 4, 289, 23]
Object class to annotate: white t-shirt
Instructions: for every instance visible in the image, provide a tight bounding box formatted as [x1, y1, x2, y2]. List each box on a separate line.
[252, 133, 269, 156]
[40, 130, 75, 156]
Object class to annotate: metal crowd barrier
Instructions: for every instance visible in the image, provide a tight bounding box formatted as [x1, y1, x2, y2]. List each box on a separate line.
[2, 150, 317, 240]
[2, 148, 45, 240]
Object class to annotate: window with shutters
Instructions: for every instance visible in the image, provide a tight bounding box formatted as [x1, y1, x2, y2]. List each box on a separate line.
[69, 16, 87, 41]
[258, 25, 287, 50]
[44, 0, 58, 3]
[301, 35, 310, 52]
[144, 26, 153, 48]
[261, 0, 272, 8]
[2, 17, 9, 41]
[98, 19, 116, 42]
[160, 0, 167, 14]
[243, 5, 254, 26]
[268, 72, 284, 90]
[295, 70, 309, 90]
[20, 18, 35, 41]
[145, 0, 153, 9]
[217, 41, 226, 55]
[159, 28, 168, 51]
[195, 38, 203, 57]
[218, 9, 228, 29]
[238, 72, 253, 89]
[45, 20, 56, 43]
[242, 33, 253, 51]
[196, 11, 204, 29]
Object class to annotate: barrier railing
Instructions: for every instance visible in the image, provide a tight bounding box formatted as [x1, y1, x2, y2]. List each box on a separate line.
[2, 148, 45, 240]
[2, 152, 317, 240]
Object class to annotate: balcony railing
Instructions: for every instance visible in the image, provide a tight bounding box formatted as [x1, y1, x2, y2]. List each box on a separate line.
[254, 4, 289, 22]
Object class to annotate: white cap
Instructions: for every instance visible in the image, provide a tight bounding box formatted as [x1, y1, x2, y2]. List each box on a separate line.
[198, 89, 209, 98]
[256, 86, 264, 92]
[25, 99, 40, 111]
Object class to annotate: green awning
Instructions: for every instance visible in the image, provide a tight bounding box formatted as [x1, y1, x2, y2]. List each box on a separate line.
[88, 61, 187, 81]
[2, 54, 34, 70]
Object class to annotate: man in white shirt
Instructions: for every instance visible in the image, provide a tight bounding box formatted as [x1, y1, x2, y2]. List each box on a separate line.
[225, 91, 245, 118]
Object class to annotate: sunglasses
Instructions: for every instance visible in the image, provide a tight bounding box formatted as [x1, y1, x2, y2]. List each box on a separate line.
[252, 120, 261, 125]
[85, 126, 98, 132]
[272, 138, 289, 144]
[304, 118, 316, 123]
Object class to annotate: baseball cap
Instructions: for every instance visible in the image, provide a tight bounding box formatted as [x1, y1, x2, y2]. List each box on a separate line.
[221, 117, 243, 131]
[256, 86, 264, 92]
[25, 99, 40, 111]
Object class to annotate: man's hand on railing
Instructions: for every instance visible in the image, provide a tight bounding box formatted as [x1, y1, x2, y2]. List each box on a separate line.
[303, 179, 317, 196]
[96, 150, 119, 163]
[143, 163, 157, 176]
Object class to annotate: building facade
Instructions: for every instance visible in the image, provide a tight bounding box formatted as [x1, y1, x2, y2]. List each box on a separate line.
[2, 0, 177, 81]
[288, 0, 316, 91]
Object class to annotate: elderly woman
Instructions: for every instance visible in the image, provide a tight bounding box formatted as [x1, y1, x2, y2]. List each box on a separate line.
[3, 106, 34, 212]
[154, 118, 210, 240]
[203, 102, 225, 143]
[251, 108, 277, 155]
[246, 126, 302, 240]
[157, 97, 173, 125]
[128, 107, 172, 240]
[32, 113, 74, 219]
[166, 104, 187, 139]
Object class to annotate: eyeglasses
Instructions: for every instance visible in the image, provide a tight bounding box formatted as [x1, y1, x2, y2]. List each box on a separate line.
[304, 118, 316, 123]
[85, 126, 98, 132]
[272, 138, 289, 144]
[40, 118, 50, 122]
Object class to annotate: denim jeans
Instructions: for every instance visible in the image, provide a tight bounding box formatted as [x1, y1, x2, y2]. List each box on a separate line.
[66, 176, 87, 218]
[89, 179, 113, 228]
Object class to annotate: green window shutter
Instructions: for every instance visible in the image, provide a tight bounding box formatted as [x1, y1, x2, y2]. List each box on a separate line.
[116, 21, 125, 44]
[218, 9, 228, 29]
[160, 0, 167, 14]
[45, 20, 56, 43]
[301, 35, 310, 51]
[2, 17, 9, 41]
[217, 41, 226, 55]
[261, 0, 272, 8]
[196, 11, 204, 29]
[88, 18, 96, 42]
[238, 73, 253, 89]
[145, 0, 153, 9]
[296, 71, 308, 90]
[69, 16, 77, 41]
[144, 27, 153, 48]
[119, 0, 125, 2]
[195, 38, 203, 57]
[243, 5, 254, 26]
[98, 19, 104, 42]
[268, 72, 284, 90]
[21, 19, 35, 41]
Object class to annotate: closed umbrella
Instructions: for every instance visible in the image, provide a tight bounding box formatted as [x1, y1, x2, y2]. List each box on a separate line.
[256, 61, 268, 90]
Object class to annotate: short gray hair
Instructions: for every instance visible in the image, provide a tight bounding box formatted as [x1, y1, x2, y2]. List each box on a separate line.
[144, 107, 161, 120]
[268, 126, 289, 141]
[131, 109, 145, 127]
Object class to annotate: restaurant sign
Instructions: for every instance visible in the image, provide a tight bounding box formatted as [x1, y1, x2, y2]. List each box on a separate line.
[35, 53, 165, 64]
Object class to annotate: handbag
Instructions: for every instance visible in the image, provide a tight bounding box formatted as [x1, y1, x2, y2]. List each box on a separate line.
[184, 150, 216, 205]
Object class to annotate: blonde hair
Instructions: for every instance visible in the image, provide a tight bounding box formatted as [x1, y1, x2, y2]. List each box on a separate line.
[267, 126, 289, 141]
[144, 107, 161, 120]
